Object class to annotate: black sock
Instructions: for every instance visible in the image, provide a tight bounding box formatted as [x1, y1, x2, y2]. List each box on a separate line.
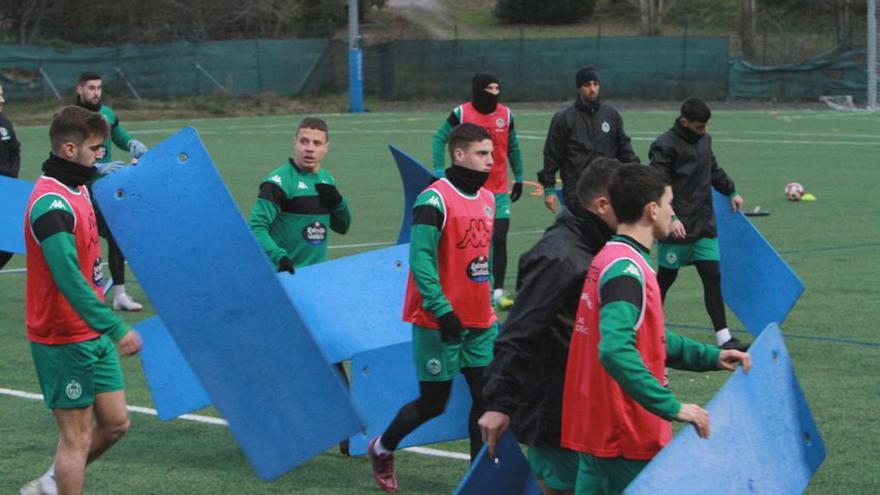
[108, 234, 126, 284]
[461, 366, 487, 462]
[695, 260, 727, 331]
[0, 251, 13, 270]
[492, 218, 510, 291]
[381, 380, 452, 451]
[657, 267, 679, 303]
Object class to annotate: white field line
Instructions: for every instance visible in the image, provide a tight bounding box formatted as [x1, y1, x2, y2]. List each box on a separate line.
[0, 387, 468, 460]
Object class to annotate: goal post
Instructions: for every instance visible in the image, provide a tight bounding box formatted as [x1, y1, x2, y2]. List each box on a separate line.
[869, 0, 878, 110]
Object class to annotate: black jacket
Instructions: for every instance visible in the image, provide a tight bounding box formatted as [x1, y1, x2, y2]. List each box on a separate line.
[0, 113, 21, 178]
[483, 206, 613, 447]
[649, 120, 736, 242]
[539, 97, 639, 210]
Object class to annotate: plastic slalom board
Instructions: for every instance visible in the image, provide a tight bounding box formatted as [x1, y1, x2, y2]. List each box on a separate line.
[454, 431, 541, 495]
[92, 127, 363, 480]
[0, 176, 34, 254]
[347, 340, 473, 456]
[625, 324, 825, 494]
[713, 190, 804, 335]
[389, 145, 434, 244]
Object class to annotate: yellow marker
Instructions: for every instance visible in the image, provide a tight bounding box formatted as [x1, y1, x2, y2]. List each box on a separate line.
[801, 193, 817, 201]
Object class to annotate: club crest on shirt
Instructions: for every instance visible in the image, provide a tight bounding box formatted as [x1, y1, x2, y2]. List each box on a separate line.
[601, 121, 611, 133]
[0, 127, 8, 140]
[302, 221, 327, 245]
[426, 358, 442, 376]
[483, 205, 493, 219]
[466, 255, 490, 283]
[495, 118, 505, 128]
[65, 380, 83, 400]
[665, 252, 678, 264]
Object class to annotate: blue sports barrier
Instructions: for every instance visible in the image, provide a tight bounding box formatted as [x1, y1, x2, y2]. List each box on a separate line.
[713, 190, 804, 335]
[389, 145, 434, 244]
[0, 176, 34, 254]
[92, 127, 363, 480]
[139, 244, 414, 419]
[625, 323, 825, 494]
[347, 340, 473, 456]
[454, 431, 541, 495]
[136, 316, 211, 420]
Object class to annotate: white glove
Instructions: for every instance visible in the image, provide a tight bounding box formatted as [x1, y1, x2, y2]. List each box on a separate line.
[96, 161, 127, 175]
[129, 139, 148, 159]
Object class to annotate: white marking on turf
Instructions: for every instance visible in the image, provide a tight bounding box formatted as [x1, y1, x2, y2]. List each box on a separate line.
[0, 387, 469, 460]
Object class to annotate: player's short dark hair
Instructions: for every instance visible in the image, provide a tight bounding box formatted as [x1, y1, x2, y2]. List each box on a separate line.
[681, 97, 711, 123]
[297, 117, 329, 140]
[577, 157, 622, 208]
[50, 106, 110, 153]
[609, 164, 670, 224]
[78, 71, 102, 84]
[447, 123, 492, 161]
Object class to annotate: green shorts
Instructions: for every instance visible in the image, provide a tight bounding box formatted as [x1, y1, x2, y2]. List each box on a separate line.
[575, 453, 648, 495]
[412, 324, 498, 381]
[657, 237, 720, 269]
[30, 334, 125, 410]
[494, 193, 511, 220]
[527, 445, 579, 491]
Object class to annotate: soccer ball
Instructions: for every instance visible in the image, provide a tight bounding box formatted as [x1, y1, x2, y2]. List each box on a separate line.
[785, 182, 805, 201]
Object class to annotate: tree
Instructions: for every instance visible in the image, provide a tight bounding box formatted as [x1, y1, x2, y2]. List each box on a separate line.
[625, 0, 675, 36]
[495, 0, 598, 24]
[740, 0, 757, 60]
[835, 0, 854, 46]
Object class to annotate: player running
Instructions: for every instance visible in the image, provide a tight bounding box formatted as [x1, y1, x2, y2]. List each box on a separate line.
[369, 123, 497, 493]
[431, 73, 525, 310]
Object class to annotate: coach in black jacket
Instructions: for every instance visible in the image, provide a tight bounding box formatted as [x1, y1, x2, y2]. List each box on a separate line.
[0, 83, 21, 270]
[538, 67, 639, 214]
[479, 158, 620, 494]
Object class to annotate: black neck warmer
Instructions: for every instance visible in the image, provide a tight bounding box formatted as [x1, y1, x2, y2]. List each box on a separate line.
[75, 95, 102, 112]
[575, 95, 601, 113]
[42, 153, 97, 187]
[471, 73, 500, 114]
[445, 165, 489, 195]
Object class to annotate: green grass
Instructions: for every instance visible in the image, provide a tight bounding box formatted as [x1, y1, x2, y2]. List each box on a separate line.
[1, 106, 879, 493]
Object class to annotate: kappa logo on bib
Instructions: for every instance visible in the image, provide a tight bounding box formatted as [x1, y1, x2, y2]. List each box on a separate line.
[65, 380, 83, 400]
[466, 255, 491, 283]
[302, 221, 327, 245]
[456, 219, 491, 249]
[601, 121, 611, 133]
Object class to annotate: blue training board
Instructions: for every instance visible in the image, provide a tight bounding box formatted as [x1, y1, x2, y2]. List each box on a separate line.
[0, 176, 34, 255]
[454, 431, 541, 495]
[389, 145, 433, 244]
[139, 243, 415, 419]
[626, 324, 825, 494]
[713, 190, 804, 335]
[348, 340, 473, 456]
[92, 127, 363, 480]
[136, 316, 211, 420]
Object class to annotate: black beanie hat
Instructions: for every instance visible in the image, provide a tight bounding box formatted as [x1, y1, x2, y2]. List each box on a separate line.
[471, 73, 500, 114]
[575, 66, 600, 88]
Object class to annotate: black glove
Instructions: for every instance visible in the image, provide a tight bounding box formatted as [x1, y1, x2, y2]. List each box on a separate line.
[510, 182, 523, 203]
[437, 312, 464, 345]
[277, 256, 295, 274]
[315, 183, 343, 209]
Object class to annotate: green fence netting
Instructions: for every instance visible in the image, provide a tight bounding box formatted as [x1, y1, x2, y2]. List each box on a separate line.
[728, 45, 870, 102]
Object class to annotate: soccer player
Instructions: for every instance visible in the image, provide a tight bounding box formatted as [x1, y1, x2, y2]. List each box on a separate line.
[75, 71, 149, 311]
[20, 106, 143, 495]
[248, 116, 351, 273]
[0, 82, 22, 270]
[431, 73, 525, 310]
[561, 164, 750, 495]
[369, 123, 497, 493]
[480, 158, 623, 495]
[649, 97, 748, 351]
[539, 66, 640, 214]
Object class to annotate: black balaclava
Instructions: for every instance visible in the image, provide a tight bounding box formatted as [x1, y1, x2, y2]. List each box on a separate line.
[471, 73, 500, 114]
[674, 118, 704, 144]
[75, 94, 102, 112]
[42, 153, 98, 187]
[574, 66, 601, 112]
[445, 165, 490, 195]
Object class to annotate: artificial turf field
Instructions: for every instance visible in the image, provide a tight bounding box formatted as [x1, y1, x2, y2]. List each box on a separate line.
[1, 105, 878, 494]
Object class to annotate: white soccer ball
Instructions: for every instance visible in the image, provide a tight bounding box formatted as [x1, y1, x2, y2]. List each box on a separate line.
[785, 182, 805, 201]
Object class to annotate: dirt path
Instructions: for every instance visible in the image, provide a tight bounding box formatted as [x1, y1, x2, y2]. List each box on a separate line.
[386, 0, 483, 39]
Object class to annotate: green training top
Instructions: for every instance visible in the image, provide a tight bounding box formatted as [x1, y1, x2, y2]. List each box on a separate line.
[248, 160, 351, 269]
[98, 105, 134, 163]
[598, 235, 721, 420]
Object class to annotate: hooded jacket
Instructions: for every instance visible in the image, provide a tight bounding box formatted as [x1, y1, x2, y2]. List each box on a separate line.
[482, 206, 613, 447]
[649, 120, 737, 242]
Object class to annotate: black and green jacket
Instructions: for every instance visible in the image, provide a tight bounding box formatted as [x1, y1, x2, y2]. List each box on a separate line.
[248, 160, 351, 269]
